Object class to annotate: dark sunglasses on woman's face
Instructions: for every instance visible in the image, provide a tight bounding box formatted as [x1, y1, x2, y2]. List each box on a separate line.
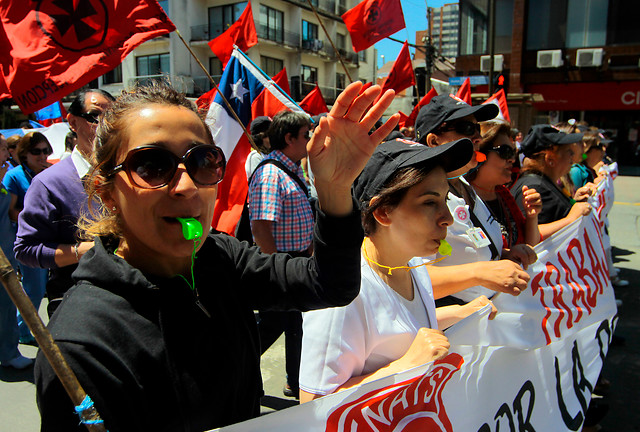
[485, 144, 516, 160]
[78, 111, 100, 124]
[109, 145, 226, 189]
[29, 147, 53, 156]
[439, 120, 481, 137]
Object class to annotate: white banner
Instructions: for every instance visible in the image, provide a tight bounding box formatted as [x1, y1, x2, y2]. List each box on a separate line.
[588, 162, 617, 249]
[213, 213, 617, 432]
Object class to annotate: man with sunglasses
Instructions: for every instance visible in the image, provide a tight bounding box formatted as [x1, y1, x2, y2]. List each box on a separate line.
[248, 110, 314, 399]
[14, 89, 115, 316]
[412, 94, 536, 307]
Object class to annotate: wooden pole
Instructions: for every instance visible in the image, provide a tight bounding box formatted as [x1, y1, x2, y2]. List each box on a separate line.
[174, 29, 257, 150]
[305, 0, 353, 83]
[0, 250, 106, 431]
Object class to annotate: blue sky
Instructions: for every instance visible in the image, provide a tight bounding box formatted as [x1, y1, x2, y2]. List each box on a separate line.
[374, 0, 450, 68]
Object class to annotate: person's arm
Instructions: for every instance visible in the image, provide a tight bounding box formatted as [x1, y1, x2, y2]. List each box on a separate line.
[53, 241, 95, 267]
[300, 328, 449, 403]
[307, 82, 399, 217]
[435, 295, 497, 330]
[538, 201, 591, 239]
[7, 192, 19, 221]
[427, 260, 530, 299]
[250, 220, 277, 254]
[521, 185, 542, 245]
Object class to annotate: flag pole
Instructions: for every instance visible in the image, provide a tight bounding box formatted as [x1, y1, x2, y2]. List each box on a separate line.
[305, 0, 353, 83]
[173, 29, 256, 149]
[0, 249, 107, 432]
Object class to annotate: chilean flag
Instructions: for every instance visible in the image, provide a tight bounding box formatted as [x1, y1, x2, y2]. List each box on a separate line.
[205, 48, 307, 235]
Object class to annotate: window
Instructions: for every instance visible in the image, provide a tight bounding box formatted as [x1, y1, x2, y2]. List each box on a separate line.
[336, 73, 346, 91]
[302, 20, 319, 41]
[136, 53, 170, 77]
[210, 58, 222, 79]
[358, 50, 367, 62]
[261, 56, 284, 77]
[209, 2, 248, 39]
[607, 0, 640, 44]
[459, 0, 512, 55]
[259, 5, 284, 43]
[301, 65, 317, 83]
[102, 64, 122, 84]
[336, 33, 346, 50]
[526, 0, 610, 49]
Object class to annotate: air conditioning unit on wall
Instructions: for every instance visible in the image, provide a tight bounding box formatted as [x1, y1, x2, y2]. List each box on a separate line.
[537, 50, 563, 68]
[480, 54, 504, 72]
[576, 48, 604, 67]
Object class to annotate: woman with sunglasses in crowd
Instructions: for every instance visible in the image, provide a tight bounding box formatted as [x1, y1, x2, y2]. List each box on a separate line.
[511, 125, 593, 239]
[412, 95, 534, 306]
[466, 120, 542, 248]
[299, 138, 497, 403]
[35, 81, 398, 431]
[2, 131, 50, 344]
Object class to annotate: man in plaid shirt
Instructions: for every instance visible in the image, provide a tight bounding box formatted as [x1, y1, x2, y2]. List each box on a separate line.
[248, 110, 314, 399]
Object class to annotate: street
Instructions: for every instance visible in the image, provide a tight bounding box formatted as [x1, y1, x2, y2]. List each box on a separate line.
[1, 175, 639, 431]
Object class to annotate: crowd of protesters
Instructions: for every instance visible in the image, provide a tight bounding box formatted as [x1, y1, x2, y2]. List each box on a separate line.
[0, 82, 624, 432]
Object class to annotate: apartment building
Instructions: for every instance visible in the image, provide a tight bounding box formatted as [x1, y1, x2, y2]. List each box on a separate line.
[431, 3, 459, 59]
[97, 0, 375, 106]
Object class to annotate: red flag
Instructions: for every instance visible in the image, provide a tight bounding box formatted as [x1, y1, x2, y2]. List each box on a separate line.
[483, 89, 510, 123]
[0, 1, 175, 114]
[397, 111, 409, 128]
[196, 87, 217, 112]
[342, 0, 406, 52]
[299, 85, 329, 115]
[404, 87, 438, 127]
[208, 3, 257, 67]
[252, 68, 292, 118]
[456, 78, 472, 105]
[380, 41, 415, 96]
[272, 68, 290, 95]
[358, 82, 373, 95]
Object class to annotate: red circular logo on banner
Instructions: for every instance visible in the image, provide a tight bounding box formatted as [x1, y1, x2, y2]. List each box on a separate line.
[36, 0, 108, 52]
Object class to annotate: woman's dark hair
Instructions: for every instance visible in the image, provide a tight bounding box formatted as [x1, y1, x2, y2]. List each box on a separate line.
[582, 131, 601, 154]
[80, 81, 214, 239]
[362, 167, 431, 236]
[465, 120, 511, 182]
[68, 88, 116, 116]
[65, 131, 77, 153]
[268, 111, 311, 151]
[17, 132, 51, 165]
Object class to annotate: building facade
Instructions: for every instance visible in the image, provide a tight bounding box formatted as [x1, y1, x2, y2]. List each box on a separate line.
[455, 0, 640, 163]
[431, 3, 459, 59]
[96, 0, 375, 106]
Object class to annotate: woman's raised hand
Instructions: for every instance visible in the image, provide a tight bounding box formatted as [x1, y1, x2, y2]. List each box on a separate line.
[307, 82, 399, 216]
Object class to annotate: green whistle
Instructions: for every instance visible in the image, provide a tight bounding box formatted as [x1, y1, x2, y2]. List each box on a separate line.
[176, 217, 203, 241]
[438, 239, 452, 256]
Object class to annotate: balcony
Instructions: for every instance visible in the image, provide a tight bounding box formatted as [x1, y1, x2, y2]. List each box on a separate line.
[258, 25, 300, 49]
[318, 0, 336, 14]
[191, 24, 221, 42]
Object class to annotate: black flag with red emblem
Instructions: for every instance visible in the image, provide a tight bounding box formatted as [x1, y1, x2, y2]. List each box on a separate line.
[0, 0, 175, 113]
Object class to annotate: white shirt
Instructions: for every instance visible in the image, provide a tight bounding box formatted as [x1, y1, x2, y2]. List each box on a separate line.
[244, 150, 264, 179]
[70, 147, 91, 178]
[299, 255, 437, 396]
[426, 177, 503, 303]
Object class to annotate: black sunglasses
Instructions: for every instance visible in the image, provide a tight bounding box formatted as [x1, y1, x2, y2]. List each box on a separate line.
[109, 145, 226, 189]
[78, 111, 100, 124]
[29, 147, 53, 156]
[439, 120, 481, 137]
[484, 144, 516, 160]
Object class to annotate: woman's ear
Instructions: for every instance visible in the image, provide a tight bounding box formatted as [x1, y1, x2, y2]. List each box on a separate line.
[95, 176, 116, 210]
[372, 205, 392, 227]
[425, 133, 439, 148]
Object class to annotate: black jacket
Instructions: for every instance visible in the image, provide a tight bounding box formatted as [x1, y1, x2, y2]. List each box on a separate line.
[35, 206, 363, 431]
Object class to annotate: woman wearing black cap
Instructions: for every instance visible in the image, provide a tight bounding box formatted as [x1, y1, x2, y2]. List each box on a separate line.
[511, 125, 593, 238]
[299, 138, 497, 403]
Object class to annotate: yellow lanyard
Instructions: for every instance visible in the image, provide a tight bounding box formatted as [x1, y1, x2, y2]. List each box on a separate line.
[361, 239, 451, 276]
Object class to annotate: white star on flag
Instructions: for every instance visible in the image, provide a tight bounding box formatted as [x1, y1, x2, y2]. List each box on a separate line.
[231, 78, 248, 101]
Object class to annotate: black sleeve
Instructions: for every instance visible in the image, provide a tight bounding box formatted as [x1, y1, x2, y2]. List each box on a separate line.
[212, 200, 364, 312]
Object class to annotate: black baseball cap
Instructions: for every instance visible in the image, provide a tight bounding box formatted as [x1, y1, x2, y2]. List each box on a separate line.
[520, 124, 583, 157]
[353, 138, 474, 209]
[250, 116, 271, 135]
[415, 94, 499, 143]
